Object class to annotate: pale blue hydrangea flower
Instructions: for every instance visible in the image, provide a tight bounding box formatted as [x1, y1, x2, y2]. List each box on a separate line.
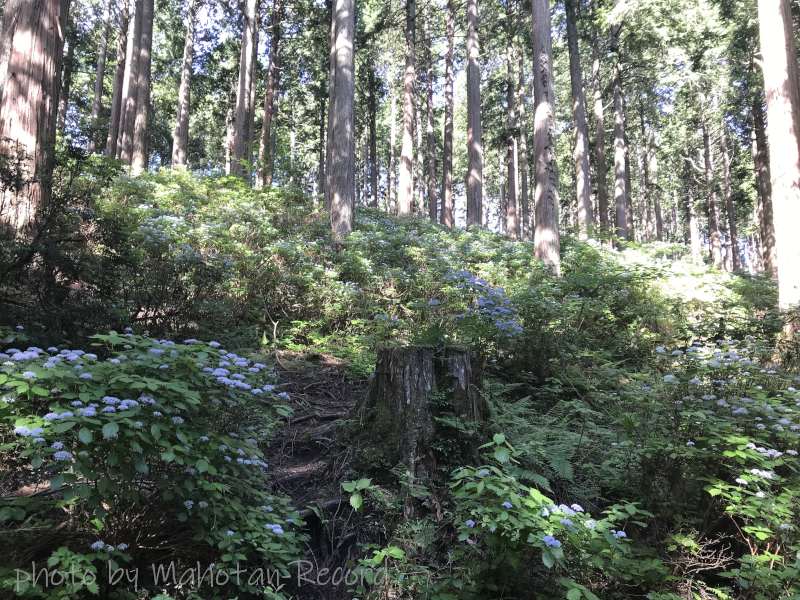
[560, 518, 573, 526]
[542, 535, 561, 547]
[79, 373, 92, 379]
[22, 371, 36, 379]
[54, 451, 73, 460]
[502, 502, 512, 509]
[91, 541, 104, 550]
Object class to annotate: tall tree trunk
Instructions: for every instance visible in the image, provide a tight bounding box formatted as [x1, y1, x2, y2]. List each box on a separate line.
[759, 0, 800, 311]
[683, 150, 701, 262]
[131, 0, 154, 175]
[465, 0, 483, 226]
[171, 0, 198, 167]
[388, 88, 397, 213]
[750, 98, 777, 277]
[498, 154, 505, 232]
[440, 0, 454, 227]
[532, 0, 560, 272]
[505, 14, 518, 238]
[590, 2, 608, 234]
[720, 125, 740, 270]
[612, 28, 627, 246]
[639, 139, 651, 240]
[623, 122, 634, 241]
[0, 0, 71, 230]
[106, 0, 130, 157]
[361, 126, 368, 203]
[317, 94, 325, 204]
[397, 0, 416, 217]
[247, 15, 258, 175]
[224, 104, 233, 174]
[117, 0, 143, 163]
[324, 0, 335, 209]
[416, 80, 425, 216]
[565, 0, 592, 231]
[702, 111, 723, 268]
[57, 16, 76, 134]
[328, 0, 355, 238]
[231, 0, 259, 179]
[650, 129, 663, 240]
[424, 4, 436, 221]
[88, 0, 114, 153]
[290, 94, 297, 184]
[0, 0, 23, 103]
[516, 8, 529, 238]
[258, 0, 283, 188]
[369, 67, 378, 207]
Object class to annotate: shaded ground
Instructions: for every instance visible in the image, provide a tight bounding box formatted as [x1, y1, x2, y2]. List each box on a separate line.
[265, 355, 374, 599]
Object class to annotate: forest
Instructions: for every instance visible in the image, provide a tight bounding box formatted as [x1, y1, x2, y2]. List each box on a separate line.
[1, 0, 800, 597]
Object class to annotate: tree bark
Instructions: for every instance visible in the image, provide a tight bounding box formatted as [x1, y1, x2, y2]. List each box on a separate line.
[0, 0, 71, 231]
[106, 0, 130, 157]
[505, 17, 518, 239]
[415, 77, 425, 216]
[440, 0, 454, 227]
[231, 0, 259, 179]
[171, 0, 198, 167]
[759, 0, 800, 311]
[116, 0, 142, 163]
[397, 0, 416, 217]
[88, 0, 114, 153]
[650, 130, 663, 240]
[0, 0, 23, 103]
[130, 0, 153, 175]
[623, 122, 633, 241]
[638, 135, 651, 240]
[683, 149, 701, 262]
[328, 0, 355, 238]
[612, 28, 627, 246]
[369, 67, 379, 207]
[720, 125, 740, 270]
[590, 2, 608, 234]
[424, 4, 436, 221]
[57, 15, 76, 134]
[324, 0, 335, 209]
[532, 0, 560, 272]
[702, 111, 723, 268]
[516, 8, 529, 239]
[317, 94, 325, 205]
[388, 88, 397, 213]
[565, 0, 592, 232]
[750, 98, 777, 277]
[257, 0, 282, 188]
[353, 347, 484, 480]
[466, 0, 483, 227]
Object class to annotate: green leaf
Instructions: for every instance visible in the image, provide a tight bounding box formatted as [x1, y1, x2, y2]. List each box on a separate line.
[493, 433, 506, 445]
[78, 428, 93, 444]
[162, 450, 175, 462]
[102, 422, 119, 439]
[356, 478, 372, 490]
[567, 589, 582, 600]
[542, 549, 555, 569]
[50, 474, 64, 490]
[53, 421, 77, 433]
[31, 386, 49, 396]
[350, 492, 363, 512]
[342, 481, 356, 493]
[494, 446, 509, 463]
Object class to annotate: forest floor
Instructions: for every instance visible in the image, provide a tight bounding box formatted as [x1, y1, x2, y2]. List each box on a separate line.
[264, 354, 372, 599]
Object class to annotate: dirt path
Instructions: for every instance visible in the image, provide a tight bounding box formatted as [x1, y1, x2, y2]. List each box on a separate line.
[265, 357, 371, 599]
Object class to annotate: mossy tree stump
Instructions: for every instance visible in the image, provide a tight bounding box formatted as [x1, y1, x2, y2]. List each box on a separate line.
[352, 347, 484, 481]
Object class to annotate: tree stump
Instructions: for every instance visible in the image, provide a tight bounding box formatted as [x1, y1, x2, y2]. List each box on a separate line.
[351, 347, 484, 481]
